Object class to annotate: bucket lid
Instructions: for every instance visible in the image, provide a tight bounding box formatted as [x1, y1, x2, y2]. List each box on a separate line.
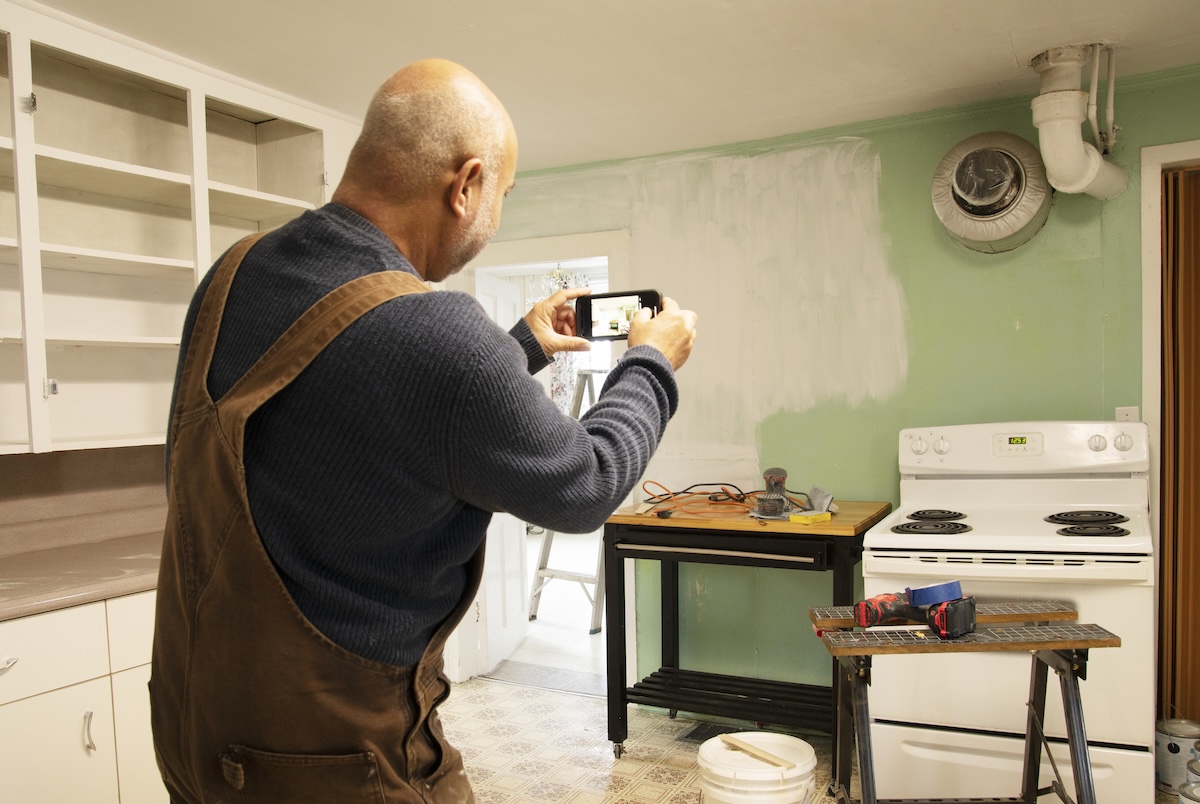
[1159, 719, 1200, 738]
[698, 732, 817, 779]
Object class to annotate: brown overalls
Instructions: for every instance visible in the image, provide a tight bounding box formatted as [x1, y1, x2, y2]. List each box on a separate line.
[150, 234, 481, 804]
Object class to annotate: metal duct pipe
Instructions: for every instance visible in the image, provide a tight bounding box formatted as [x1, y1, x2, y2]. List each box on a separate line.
[1030, 46, 1127, 200]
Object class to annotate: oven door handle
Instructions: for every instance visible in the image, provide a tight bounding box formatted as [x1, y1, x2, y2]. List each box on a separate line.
[862, 554, 1153, 583]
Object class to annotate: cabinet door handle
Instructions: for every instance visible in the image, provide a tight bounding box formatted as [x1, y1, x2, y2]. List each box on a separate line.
[0, 657, 17, 674]
[83, 710, 97, 751]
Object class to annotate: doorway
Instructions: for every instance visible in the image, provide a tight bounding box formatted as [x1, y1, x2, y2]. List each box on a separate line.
[441, 230, 635, 689]
[1140, 140, 1200, 722]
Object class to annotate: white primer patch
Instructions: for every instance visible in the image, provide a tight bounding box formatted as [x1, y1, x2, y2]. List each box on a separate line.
[630, 138, 908, 449]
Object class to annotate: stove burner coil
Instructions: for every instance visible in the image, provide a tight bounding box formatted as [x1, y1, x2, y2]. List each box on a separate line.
[1045, 510, 1129, 526]
[891, 521, 972, 535]
[908, 509, 967, 521]
[1055, 524, 1131, 538]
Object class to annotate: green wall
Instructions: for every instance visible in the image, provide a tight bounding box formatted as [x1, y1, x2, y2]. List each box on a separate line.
[495, 65, 1200, 687]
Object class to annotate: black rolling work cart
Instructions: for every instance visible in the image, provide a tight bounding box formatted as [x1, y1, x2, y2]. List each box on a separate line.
[602, 500, 891, 758]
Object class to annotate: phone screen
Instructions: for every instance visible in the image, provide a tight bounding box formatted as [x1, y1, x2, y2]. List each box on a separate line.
[588, 293, 644, 339]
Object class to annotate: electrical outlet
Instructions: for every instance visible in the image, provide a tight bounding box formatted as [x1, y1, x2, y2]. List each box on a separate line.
[1116, 406, 1139, 422]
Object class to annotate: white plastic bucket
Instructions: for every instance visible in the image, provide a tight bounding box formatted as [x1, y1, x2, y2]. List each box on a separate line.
[697, 732, 817, 804]
[1180, 781, 1200, 803]
[1189, 759, 1200, 785]
[1158, 719, 1200, 792]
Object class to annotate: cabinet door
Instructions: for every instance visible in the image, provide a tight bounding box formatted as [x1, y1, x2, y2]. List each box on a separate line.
[0, 32, 28, 454]
[0, 676, 120, 803]
[107, 589, 157, 673]
[0, 601, 109, 705]
[111, 663, 168, 804]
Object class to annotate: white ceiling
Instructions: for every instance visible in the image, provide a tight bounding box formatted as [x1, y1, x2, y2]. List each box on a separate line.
[28, 0, 1200, 173]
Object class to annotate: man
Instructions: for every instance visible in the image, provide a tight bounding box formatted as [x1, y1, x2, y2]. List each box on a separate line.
[150, 59, 697, 803]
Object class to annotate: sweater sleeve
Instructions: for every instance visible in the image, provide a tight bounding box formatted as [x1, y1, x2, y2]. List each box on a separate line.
[508, 318, 553, 375]
[439, 299, 677, 533]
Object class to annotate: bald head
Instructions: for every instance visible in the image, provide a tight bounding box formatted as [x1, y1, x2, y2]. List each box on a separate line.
[332, 59, 518, 280]
[336, 59, 515, 206]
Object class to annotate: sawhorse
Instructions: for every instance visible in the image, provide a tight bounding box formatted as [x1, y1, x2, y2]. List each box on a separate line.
[810, 602, 1120, 804]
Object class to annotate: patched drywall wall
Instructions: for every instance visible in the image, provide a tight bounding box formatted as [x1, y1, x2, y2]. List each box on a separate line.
[500, 137, 907, 490]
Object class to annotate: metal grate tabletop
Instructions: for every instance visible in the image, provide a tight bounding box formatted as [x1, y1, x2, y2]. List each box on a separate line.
[810, 600, 1077, 628]
[820, 621, 1120, 656]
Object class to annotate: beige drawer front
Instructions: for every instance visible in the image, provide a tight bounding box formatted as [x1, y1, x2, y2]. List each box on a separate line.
[0, 602, 110, 705]
[107, 590, 157, 672]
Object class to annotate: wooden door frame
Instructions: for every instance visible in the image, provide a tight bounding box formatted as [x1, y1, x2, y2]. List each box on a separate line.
[1141, 139, 1200, 718]
[1141, 139, 1200, 554]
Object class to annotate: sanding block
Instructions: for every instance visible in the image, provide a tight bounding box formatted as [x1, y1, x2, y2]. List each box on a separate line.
[789, 510, 832, 524]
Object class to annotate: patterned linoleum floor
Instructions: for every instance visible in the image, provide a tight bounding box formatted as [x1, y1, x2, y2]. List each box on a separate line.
[442, 677, 852, 804]
[444, 677, 1182, 804]
[482, 531, 1174, 804]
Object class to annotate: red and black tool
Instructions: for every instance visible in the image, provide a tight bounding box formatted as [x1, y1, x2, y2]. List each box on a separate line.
[853, 591, 977, 639]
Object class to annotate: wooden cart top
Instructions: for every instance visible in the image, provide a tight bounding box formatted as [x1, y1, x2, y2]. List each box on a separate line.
[606, 500, 891, 537]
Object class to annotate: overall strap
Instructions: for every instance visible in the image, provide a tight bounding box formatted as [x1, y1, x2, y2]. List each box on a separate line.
[215, 270, 431, 455]
[173, 233, 269, 413]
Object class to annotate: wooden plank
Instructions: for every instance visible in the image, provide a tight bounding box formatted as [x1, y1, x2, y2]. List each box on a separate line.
[820, 622, 1120, 657]
[606, 499, 892, 537]
[809, 600, 1079, 629]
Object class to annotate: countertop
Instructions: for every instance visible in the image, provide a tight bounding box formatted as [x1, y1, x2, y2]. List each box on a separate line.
[0, 531, 160, 622]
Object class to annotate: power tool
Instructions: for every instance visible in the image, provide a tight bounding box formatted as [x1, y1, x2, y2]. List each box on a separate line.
[853, 591, 977, 639]
[757, 467, 791, 518]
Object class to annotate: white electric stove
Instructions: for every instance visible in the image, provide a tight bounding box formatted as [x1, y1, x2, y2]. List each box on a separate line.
[862, 421, 1155, 803]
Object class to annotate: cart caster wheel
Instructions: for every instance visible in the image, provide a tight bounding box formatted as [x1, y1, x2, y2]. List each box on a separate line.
[613, 743, 623, 758]
[668, 709, 677, 719]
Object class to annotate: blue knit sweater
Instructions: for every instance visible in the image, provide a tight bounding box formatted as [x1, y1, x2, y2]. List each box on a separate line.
[170, 204, 678, 665]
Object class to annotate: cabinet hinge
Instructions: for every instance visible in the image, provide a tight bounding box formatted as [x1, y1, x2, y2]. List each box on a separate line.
[24, 92, 36, 114]
[43, 378, 59, 398]
[322, 171, 329, 186]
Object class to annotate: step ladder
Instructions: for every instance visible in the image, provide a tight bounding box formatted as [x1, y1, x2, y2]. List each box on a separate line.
[527, 369, 607, 634]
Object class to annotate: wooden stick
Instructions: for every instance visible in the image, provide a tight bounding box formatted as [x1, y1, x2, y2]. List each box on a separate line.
[718, 734, 796, 769]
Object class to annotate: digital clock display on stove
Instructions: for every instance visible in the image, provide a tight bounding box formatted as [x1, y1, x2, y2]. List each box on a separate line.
[992, 431, 1043, 456]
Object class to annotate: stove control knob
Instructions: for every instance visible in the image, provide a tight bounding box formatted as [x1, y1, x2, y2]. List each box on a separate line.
[1088, 434, 1108, 452]
[1114, 432, 1134, 452]
[934, 438, 951, 455]
[911, 438, 928, 455]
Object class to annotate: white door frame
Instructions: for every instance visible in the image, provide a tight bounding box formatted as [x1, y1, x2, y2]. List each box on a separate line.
[444, 229, 640, 683]
[1140, 139, 1200, 555]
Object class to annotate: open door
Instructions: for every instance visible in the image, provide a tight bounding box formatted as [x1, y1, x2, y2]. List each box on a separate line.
[442, 270, 529, 681]
[441, 231, 630, 683]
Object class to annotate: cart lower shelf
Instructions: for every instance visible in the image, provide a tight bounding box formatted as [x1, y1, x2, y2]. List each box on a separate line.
[625, 667, 833, 733]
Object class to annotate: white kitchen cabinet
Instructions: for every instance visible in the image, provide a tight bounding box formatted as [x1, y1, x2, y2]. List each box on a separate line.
[0, 2, 357, 453]
[0, 603, 119, 802]
[0, 675, 121, 803]
[111, 663, 164, 804]
[107, 590, 167, 804]
[0, 590, 165, 803]
[0, 600, 110, 706]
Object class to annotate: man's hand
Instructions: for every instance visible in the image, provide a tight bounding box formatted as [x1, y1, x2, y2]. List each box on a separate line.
[628, 297, 697, 371]
[525, 287, 592, 357]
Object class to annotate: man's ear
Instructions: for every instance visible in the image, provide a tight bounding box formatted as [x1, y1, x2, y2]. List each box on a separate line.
[447, 158, 484, 219]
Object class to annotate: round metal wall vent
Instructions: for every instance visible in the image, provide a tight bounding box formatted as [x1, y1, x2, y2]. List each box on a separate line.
[931, 132, 1052, 253]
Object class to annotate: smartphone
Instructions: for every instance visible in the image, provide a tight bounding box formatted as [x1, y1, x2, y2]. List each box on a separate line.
[576, 289, 662, 341]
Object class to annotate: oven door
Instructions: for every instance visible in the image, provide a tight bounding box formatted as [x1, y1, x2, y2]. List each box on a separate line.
[860, 551, 1154, 746]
